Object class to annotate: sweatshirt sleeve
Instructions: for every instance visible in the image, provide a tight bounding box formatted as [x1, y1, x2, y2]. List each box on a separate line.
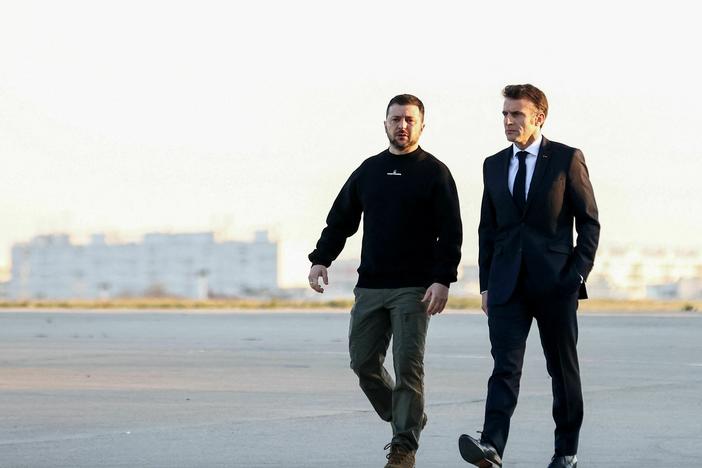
[431, 164, 463, 286]
[308, 167, 363, 267]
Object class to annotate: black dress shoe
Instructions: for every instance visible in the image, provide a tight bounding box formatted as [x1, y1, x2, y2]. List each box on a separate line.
[458, 434, 502, 467]
[547, 455, 577, 467]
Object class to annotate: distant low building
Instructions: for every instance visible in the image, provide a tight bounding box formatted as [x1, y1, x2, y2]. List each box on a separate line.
[588, 246, 702, 300]
[293, 245, 702, 301]
[8, 231, 277, 300]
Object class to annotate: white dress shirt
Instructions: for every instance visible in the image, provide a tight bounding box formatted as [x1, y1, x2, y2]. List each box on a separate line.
[507, 135, 542, 200]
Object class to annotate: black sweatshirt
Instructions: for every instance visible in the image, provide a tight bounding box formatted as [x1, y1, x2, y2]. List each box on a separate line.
[309, 147, 463, 288]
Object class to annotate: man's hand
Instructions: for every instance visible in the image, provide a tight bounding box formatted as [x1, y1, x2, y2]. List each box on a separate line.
[481, 291, 488, 316]
[308, 265, 329, 293]
[422, 283, 449, 315]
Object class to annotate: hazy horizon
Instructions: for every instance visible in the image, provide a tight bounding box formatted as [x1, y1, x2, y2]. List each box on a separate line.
[2, 1, 700, 287]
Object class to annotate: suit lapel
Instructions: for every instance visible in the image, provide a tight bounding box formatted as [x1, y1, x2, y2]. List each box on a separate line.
[500, 146, 511, 189]
[524, 136, 551, 214]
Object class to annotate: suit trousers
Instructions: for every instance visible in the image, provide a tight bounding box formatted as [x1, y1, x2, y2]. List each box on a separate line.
[348, 287, 429, 451]
[482, 275, 583, 457]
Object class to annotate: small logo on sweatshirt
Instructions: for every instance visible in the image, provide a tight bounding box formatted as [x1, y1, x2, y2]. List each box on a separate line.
[386, 170, 402, 176]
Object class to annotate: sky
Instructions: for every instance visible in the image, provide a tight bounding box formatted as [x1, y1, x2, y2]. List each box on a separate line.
[1, 0, 700, 287]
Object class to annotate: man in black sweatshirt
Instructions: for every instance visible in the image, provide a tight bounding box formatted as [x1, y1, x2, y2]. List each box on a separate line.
[308, 94, 462, 468]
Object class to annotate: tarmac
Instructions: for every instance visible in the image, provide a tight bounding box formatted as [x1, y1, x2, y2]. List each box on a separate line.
[1, 309, 701, 467]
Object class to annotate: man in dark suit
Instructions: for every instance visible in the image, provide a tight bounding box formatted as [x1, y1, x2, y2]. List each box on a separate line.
[459, 84, 600, 468]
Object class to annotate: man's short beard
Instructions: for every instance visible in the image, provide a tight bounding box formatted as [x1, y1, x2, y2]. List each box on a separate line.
[387, 133, 417, 151]
[390, 137, 409, 150]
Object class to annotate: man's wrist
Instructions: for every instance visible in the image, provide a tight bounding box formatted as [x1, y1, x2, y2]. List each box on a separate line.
[433, 278, 451, 288]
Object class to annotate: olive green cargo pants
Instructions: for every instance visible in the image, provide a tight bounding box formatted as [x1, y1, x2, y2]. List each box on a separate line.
[348, 287, 430, 451]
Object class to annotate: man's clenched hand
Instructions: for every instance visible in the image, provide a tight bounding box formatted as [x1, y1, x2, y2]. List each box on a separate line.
[308, 265, 329, 293]
[422, 283, 449, 315]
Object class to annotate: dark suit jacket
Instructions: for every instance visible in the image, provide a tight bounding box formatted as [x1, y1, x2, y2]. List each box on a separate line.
[478, 137, 600, 306]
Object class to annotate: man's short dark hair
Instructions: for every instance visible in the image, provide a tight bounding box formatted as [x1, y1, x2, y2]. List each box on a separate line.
[503, 84, 548, 122]
[386, 94, 425, 121]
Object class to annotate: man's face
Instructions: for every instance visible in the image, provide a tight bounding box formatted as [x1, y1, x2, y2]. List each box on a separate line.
[384, 104, 424, 152]
[502, 98, 544, 147]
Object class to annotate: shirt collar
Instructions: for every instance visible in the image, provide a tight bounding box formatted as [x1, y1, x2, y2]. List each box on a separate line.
[512, 134, 542, 158]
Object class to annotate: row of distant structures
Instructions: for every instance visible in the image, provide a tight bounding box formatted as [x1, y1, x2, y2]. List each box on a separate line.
[319, 247, 702, 301]
[2, 231, 276, 300]
[1, 231, 701, 300]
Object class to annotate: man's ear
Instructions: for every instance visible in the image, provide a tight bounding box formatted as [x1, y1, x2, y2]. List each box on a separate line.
[536, 112, 546, 127]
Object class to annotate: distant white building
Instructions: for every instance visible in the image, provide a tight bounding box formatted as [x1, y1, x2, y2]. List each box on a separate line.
[588, 246, 702, 300]
[297, 245, 702, 301]
[8, 231, 277, 300]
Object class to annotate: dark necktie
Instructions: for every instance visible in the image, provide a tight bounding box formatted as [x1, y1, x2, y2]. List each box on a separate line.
[513, 151, 528, 212]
